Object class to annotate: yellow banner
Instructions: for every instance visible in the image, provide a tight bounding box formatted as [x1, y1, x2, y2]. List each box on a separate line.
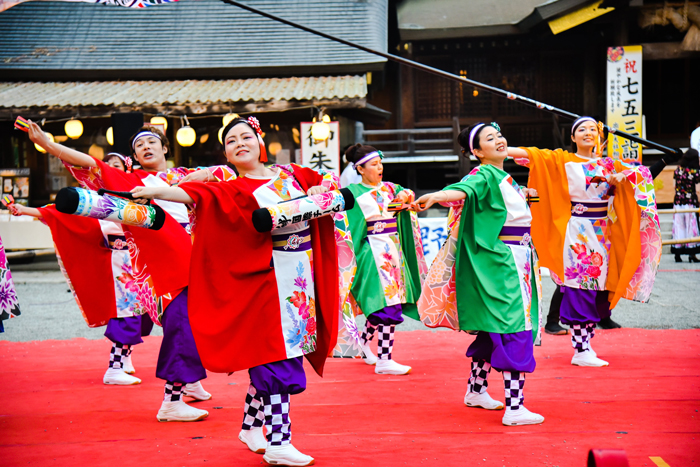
[606, 45, 643, 163]
[549, 0, 614, 35]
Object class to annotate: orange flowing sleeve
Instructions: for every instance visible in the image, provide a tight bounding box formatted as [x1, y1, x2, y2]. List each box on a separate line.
[521, 147, 579, 281]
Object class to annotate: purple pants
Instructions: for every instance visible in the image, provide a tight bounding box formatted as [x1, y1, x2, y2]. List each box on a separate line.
[249, 356, 306, 397]
[104, 314, 154, 346]
[367, 304, 404, 326]
[559, 286, 611, 325]
[156, 287, 206, 384]
[466, 330, 536, 373]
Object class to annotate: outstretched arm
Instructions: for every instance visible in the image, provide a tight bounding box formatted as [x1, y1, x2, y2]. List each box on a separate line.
[507, 147, 530, 159]
[8, 204, 43, 218]
[131, 186, 194, 204]
[27, 121, 96, 168]
[411, 190, 466, 212]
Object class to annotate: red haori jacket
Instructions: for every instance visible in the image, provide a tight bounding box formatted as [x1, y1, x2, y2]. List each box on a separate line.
[180, 166, 339, 377]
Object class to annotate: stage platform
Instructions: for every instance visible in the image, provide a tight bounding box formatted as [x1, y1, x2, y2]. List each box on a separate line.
[1, 328, 698, 466]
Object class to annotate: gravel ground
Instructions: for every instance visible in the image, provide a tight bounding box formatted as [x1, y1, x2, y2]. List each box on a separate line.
[1, 254, 697, 342]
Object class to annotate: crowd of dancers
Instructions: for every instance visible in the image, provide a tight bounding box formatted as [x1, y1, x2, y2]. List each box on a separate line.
[0, 114, 664, 466]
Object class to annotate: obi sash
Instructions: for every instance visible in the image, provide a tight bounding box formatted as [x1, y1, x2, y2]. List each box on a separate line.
[498, 225, 532, 246]
[570, 200, 608, 219]
[272, 227, 312, 252]
[367, 218, 397, 236]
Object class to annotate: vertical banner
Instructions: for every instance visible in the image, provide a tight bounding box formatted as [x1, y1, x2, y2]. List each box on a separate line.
[606, 45, 643, 163]
[300, 122, 340, 176]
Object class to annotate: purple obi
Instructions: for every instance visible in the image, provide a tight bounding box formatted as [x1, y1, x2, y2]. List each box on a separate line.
[498, 226, 531, 246]
[367, 218, 397, 236]
[272, 227, 311, 252]
[105, 234, 128, 251]
[570, 200, 608, 219]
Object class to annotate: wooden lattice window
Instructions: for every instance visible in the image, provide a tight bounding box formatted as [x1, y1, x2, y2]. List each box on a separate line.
[415, 57, 454, 121]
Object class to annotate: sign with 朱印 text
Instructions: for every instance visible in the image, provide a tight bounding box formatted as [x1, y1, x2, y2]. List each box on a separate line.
[606, 45, 642, 163]
[300, 122, 340, 176]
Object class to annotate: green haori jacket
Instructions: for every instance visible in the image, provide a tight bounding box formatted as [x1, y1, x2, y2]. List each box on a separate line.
[345, 183, 422, 321]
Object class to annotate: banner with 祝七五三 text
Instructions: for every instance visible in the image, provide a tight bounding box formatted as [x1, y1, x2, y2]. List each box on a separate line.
[300, 122, 340, 177]
[606, 45, 642, 163]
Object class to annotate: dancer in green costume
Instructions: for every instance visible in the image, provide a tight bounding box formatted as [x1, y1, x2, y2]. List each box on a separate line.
[344, 144, 426, 376]
[414, 123, 544, 426]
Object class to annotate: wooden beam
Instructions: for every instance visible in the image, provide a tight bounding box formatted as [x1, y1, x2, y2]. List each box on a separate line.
[641, 42, 700, 61]
[0, 98, 369, 121]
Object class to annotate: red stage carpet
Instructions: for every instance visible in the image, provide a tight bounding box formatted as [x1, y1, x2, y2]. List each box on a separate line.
[1, 329, 698, 466]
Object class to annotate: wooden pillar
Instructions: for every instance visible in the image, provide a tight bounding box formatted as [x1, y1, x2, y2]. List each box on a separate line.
[583, 49, 598, 118]
[400, 63, 415, 130]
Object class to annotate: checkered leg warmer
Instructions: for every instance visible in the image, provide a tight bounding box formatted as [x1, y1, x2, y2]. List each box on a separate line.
[109, 342, 132, 369]
[503, 371, 525, 411]
[571, 324, 593, 353]
[241, 384, 265, 430]
[262, 394, 291, 446]
[164, 381, 184, 402]
[360, 320, 377, 345]
[377, 324, 395, 361]
[468, 360, 492, 394]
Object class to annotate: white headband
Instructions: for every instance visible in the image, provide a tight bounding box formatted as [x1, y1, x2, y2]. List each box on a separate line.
[353, 150, 382, 169]
[571, 117, 597, 135]
[105, 152, 126, 162]
[468, 124, 486, 154]
[132, 131, 162, 150]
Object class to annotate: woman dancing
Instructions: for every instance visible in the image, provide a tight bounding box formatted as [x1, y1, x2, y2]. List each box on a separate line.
[414, 122, 544, 426]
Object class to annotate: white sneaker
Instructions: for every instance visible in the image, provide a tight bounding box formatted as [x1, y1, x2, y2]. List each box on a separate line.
[502, 406, 545, 426]
[464, 391, 504, 410]
[122, 355, 135, 374]
[156, 400, 209, 422]
[238, 427, 266, 454]
[263, 444, 315, 466]
[184, 381, 212, 401]
[375, 359, 412, 375]
[571, 350, 608, 367]
[360, 342, 377, 365]
[588, 343, 597, 358]
[103, 367, 141, 385]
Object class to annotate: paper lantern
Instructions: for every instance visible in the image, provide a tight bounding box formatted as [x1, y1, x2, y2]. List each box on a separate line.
[106, 127, 114, 146]
[65, 119, 83, 139]
[222, 113, 239, 126]
[176, 126, 196, 147]
[311, 120, 330, 143]
[150, 116, 168, 131]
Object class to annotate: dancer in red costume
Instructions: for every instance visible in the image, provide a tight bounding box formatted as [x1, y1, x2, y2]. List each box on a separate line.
[133, 116, 339, 467]
[27, 121, 235, 422]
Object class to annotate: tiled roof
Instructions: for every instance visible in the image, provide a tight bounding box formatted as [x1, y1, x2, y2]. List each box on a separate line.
[0, 75, 368, 108]
[0, 0, 387, 79]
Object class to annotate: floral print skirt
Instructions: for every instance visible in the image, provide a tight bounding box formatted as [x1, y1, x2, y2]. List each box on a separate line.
[563, 217, 611, 290]
[272, 244, 317, 359]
